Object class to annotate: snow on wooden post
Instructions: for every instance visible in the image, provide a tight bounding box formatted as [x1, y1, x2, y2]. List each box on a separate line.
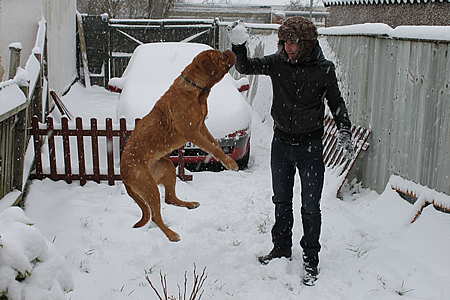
[8, 43, 22, 80]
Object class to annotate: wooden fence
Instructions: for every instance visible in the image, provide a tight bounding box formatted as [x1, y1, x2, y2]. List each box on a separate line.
[323, 115, 371, 195]
[29, 115, 370, 197]
[0, 18, 49, 202]
[29, 116, 192, 186]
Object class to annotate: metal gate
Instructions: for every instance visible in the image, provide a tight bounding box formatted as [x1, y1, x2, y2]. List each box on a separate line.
[79, 16, 220, 87]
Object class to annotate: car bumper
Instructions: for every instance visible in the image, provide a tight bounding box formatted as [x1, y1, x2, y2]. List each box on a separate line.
[169, 128, 250, 164]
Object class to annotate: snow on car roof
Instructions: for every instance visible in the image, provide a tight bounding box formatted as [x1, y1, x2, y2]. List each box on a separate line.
[115, 42, 252, 139]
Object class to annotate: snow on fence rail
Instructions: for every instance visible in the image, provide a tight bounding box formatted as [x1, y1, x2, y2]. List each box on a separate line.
[389, 175, 450, 223]
[29, 115, 370, 197]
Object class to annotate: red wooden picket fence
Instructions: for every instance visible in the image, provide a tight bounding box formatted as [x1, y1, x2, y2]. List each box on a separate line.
[29, 116, 192, 186]
[29, 115, 370, 196]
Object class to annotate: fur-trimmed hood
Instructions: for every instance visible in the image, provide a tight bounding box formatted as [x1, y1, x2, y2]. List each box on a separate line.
[277, 16, 318, 64]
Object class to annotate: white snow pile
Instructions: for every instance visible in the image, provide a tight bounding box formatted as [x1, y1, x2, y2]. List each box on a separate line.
[0, 207, 74, 300]
[0, 81, 27, 117]
[227, 20, 250, 45]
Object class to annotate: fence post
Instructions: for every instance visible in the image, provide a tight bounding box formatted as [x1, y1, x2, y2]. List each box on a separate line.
[100, 14, 109, 88]
[159, 20, 164, 42]
[7, 43, 28, 194]
[214, 18, 220, 50]
[76, 12, 91, 88]
[12, 109, 27, 192]
[8, 43, 22, 80]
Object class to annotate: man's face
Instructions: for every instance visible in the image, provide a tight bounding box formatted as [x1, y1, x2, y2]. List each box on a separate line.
[284, 40, 298, 60]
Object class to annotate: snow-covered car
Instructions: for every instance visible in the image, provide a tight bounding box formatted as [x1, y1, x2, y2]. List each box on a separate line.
[108, 42, 252, 170]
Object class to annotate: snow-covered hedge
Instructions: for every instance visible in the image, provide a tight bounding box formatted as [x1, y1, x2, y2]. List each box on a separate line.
[0, 207, 74, 300]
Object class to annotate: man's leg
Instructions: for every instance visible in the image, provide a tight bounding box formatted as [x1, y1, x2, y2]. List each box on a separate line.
[271, 138, 296, 251]
[296, 139, 324, 268]
[259, 138, 295, 264]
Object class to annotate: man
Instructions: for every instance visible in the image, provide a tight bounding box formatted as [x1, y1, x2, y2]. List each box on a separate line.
[227, 17, 354, 286]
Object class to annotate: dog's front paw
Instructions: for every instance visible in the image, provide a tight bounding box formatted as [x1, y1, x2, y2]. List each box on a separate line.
[227, 159, 239, 171]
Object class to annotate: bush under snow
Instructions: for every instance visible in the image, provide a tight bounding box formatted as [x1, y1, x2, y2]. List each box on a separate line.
[0, 207, 74, 300]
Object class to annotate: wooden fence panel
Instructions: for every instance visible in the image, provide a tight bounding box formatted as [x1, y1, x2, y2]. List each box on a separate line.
[323, 115, 371, 196]
[29, 116, 193, 185]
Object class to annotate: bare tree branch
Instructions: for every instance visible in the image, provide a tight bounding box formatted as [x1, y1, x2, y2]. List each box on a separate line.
[146, 265, 207, 300]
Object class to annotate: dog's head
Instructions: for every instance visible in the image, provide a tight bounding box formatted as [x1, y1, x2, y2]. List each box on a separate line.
[187, 49, 236, 86]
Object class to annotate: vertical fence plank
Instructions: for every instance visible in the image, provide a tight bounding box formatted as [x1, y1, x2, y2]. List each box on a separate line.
[91, 118, 100, 183]
[177, 146, 193, 181]
[6, 119, 14, 191]
[31, 116, 43, 180]
[61, 117, 72, 184]
[1, 119, 13, 193]
[119, 118, 127, 158]
[12, 109, 27, 191]
[0, 120, 6, 195]
[106, 118, 114, 185]
[322, 117, 336, 161]
[46, 117, 57, 181]
[76, 117, 86, 186]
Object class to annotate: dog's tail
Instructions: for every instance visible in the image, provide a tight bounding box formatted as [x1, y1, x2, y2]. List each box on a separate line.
[133, 198, 151, 228]
[124, 184, 151, 228]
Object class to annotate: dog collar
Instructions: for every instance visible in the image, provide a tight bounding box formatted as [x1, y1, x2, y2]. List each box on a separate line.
[181, 73, 211, 93]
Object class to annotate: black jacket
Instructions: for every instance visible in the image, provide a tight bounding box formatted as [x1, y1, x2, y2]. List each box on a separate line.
[232, 42, 351, 144]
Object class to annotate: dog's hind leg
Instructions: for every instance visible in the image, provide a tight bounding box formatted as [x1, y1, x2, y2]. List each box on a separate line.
[152, 157, 200, 209]
[124, 167, 181, 242]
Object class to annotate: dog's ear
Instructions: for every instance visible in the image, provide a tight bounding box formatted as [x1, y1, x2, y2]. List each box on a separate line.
[219, 51, 232, 63]
[200, 56, 219, 76]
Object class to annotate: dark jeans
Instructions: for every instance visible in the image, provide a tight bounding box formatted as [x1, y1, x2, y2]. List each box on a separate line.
[270, 137, 324, 267]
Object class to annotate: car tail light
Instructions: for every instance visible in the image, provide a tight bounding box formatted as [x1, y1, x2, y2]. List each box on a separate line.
[108, 85, 122, 93]
[225, 127, 249, 139]
[238, 84, 250, 92]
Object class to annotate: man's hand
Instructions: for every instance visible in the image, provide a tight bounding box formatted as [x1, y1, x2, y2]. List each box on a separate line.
[227, 20, 250, 45]
[337, 129, 354, 160]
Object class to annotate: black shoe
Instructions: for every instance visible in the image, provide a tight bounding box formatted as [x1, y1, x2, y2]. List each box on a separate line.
[302, 265, 319, 286]
[258, 248, 292, 265]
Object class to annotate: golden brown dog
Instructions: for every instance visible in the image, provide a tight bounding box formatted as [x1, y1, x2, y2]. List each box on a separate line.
[120, 49, 238, 242]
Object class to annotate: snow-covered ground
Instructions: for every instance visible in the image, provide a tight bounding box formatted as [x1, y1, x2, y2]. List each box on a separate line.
[2, 37, 450, 299]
